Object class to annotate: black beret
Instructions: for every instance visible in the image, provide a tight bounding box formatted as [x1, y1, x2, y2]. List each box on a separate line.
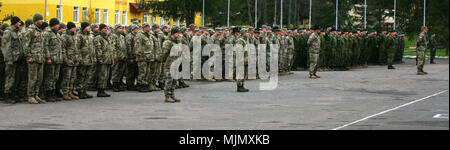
[67, 22, 76, 30]
[49, 18, 60, 27]
[11, 16, 21, 25]
[81, 22, 90, 31]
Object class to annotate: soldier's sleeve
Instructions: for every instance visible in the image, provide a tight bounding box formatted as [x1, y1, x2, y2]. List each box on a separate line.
[125, 35, 133, 59]
[1, 30, 12, 64]
[43, 32, 52, 61]
[94, 37, 102, 62]
[22, 29, 32, 59]
[134, 35, 142, 58]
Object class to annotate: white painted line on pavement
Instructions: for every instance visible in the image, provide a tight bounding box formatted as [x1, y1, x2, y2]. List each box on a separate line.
[332, 90, 449, 130]
[433, 114, 449, 119]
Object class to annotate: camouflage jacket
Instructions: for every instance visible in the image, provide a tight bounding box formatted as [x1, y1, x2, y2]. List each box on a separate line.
[77, 31, 96, 66]
[416, 32, 427, 50]
[23, 24, 45, 63]
[110, 32, 127, 60]
[43, 28, 64, 64]
[125, 32, 136, 60]
[134, 31, 154, 62]
[152, 32, 162, 62]
[307, 32, 321, 54]
[61, 31, 80, 66]
[162, 38, 179, 70]
[2, 26, 23, 64]
[94, 33, 113, 65]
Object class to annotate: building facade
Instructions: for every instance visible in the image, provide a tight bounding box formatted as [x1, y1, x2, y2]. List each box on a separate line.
[0, 0, 202, 27]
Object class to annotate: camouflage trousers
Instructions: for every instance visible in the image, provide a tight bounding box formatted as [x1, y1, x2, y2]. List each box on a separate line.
[112, 60, 127, 83]
[137, 61, 151, 85]
[97, 64, 111, 89]
[87, 64, 98, 89]
[164, 67, 176, 97]
[61, 66, 77, 94]
[387, 48, 395, 66]
[43, 64, 61, 91]
[236, 65, 248, 87]
[430, 48, 436, 61]
[417, 47, 426, 70]
[0, 62, 5, 94]
[309, 53, 319, 75]
[379, 47, 387, 64]
[27, 63, 44, 97]
[159, 61, 165, 84]
[126, 60, 138, 87]
[75, 65, 95, 91]
[149, 61, 161, 86]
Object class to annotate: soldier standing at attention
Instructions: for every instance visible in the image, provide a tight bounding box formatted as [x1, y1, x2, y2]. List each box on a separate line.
[429, 32, 438, 64]
[87, 24, 100, 91]
[386, 30, 397, 70]
[162, 26, 182, 103]
[42, 18, 64, 102]
[75, 22, 95, 99]
[416, 27, 428, 75]
[2, 16, 22, 104]
[94, 24, 113, 97]
[110, 24, 127, 92]
[307, 26, 321, 79]
[233, 27, 250, 92]
[125, 24, 139, 91]
[60, 22, 80, 100]
[23, 14, 47, 104]
[134, 23, 154, 93]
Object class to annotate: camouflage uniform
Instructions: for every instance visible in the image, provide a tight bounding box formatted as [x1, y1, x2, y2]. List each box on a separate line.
[110, 31, 127, 90]
[134, 30, 154, 90]
[60, 30, 80, 96]
[162, 35, 180, 101]
[386, 35, 396, 67]
[125, 31, 137, 89]
[149, 31, 162, 90]
[94, 32, 113, 90]
[42, 27, 64, 99]
[2, 25, 23, 101]
[416, 32, 427, 73]
[428, 35, 437, 63]
[75, 30, 96, 96]
[307, 32, 321, 76]
[23, 24, 46, 102]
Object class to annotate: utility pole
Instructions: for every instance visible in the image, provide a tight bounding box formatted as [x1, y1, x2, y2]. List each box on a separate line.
[309, 0, 312, 29]
[423, 0, 426, 27]
[394, 0, 396, 30]
[227, 0, 230, 27]
[202, 0, 205, 27]
[274, 0, 277, 26]
[281, 0, 283, 29]
[364, 0, 367, 29]
[336, 0, 338, 30]
[45, 0, 47, 21]
[255, 0, 258, 27]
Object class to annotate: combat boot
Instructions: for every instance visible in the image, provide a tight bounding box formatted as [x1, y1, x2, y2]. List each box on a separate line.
[171, 95, 181, 103]
[127, 85, 137, 91]
[87, 86, 97, 91]
[45, 91, 56, 102]
[165, 95, 176, 103]
[314, 74, 321, 78]
[53, 90, 63, 101]
[3, 93, 16, 104]
[150, 84, 161, 91]
[309, 74, 318, 79]
[112, 82, 121, 92]
[69, 91, 79, 100]
[157, 82, 165, 89]
[84, 90, 93, 99]
[97, 89, 111, 97]
[237, 86, 249, 92]
[62, 93, 72, 100]
[27, 97, 39, 104]
[35, 96, 46, 103]
[77, 90, 87, 99]
[138, 85, 151, 93]
[388, 65, 396, 69]
[180, 81, 190, 88]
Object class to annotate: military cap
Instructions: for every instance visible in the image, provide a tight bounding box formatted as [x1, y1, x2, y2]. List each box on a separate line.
[310, 25, 319, 30]
[232, 27, 240, 33]
[272, 26, 280, 31]
[11, 16, 21, 25]
[41, 22, 49, 30]
[25, 19, 33, 27]
[171, 25, 180, 34]
[421, 26, 428, 30]
[142, 23, 150, 28]
[67, 22, 76, 30]
[152, 24, 160, 29]
[207, 28, 215, 34]
[115, 24, 123, 30]
[298, 30, 304, 33]
[33, 13, 43, 22]
[91, 24, 98, 29]
[81, 22, 90, 31]
[254, 28, 261, 33]
[240, 28, 248, 34]
[189, 24, 196, 28]
[180, 26, 187, 32]
[49, 18, 60, 27]
[162, 24, 169, 29]
[389, 30, 397, 33]
[99, 24, 107, 31]
[59, 23, 66, 29]
[130, 24, 139, 31]
[19, 21, 24, 26]
[194, 28, 200, 32]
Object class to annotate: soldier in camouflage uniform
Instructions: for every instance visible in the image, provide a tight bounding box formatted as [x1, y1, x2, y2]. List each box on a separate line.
[234, 28, 249, 92]
[94, 24, 113, 97]
[60, 22, 80, 100]
[74, 22, 95, 99]
[148, 24, 162, 91]
[134, 23, 154, 92]
[162, 25, 182, 103]
[22, 14, 47, 104]
[1, 16, 22, 104]
[386, 31, 397, 70]
[110, 24, 127, 92]
[87, 24, 100, 91]
[287, 30, 295, 73]
[125, 24, 139, 91]
[429, 32, 438, 64]
[416, 27, 428, 75]
[307, 26, 321, 79]
[176, 27, 190, 88]
[42, 18, 64, 102]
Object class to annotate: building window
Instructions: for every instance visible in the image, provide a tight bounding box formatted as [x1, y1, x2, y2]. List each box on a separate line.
[122, 11, 127, 25]
[151, 15, 155, 24]
[115, 10, 120, 25]
[73, 7, 79, 23]
[95, 9, 101, 24]
[160, 17, 164, 25]
[82, 7, 88, 22]
[166, 18, 171, 26]
[143, 13, 149, 24]
[103, 9, 108, 24]
[57, 5, 62, 22]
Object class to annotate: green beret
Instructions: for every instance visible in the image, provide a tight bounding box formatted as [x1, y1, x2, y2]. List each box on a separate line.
[33, 13, 43, 22]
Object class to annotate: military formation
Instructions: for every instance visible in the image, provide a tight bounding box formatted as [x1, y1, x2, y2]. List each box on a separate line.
[0, 13, 439, 104]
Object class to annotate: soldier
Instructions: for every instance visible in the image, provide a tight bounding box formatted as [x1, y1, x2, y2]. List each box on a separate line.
[55, 23, 66, 98]
[386, 30, 397, 69]
[125, 24, 139, 91]
[287, 30, 295, 73]
[307, 26, 321, 79]
[75, 22, 95, 99]
[134, 23, 154, 92]
[162, 25, 182, 103]
[149, 24, 163, 91]
[87, 24, 100, 91]
[416, 27, 428, 75]
[110, 24, 127, 92]
[94, 24, 113, 96]
[22, 14, 47, 104]
[1, 16, 22, 104]
[233, 27, 250, 92]
[429, 32, 438, 64]
[60, 22, 80, 100]
[42, 18, 64, 102]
